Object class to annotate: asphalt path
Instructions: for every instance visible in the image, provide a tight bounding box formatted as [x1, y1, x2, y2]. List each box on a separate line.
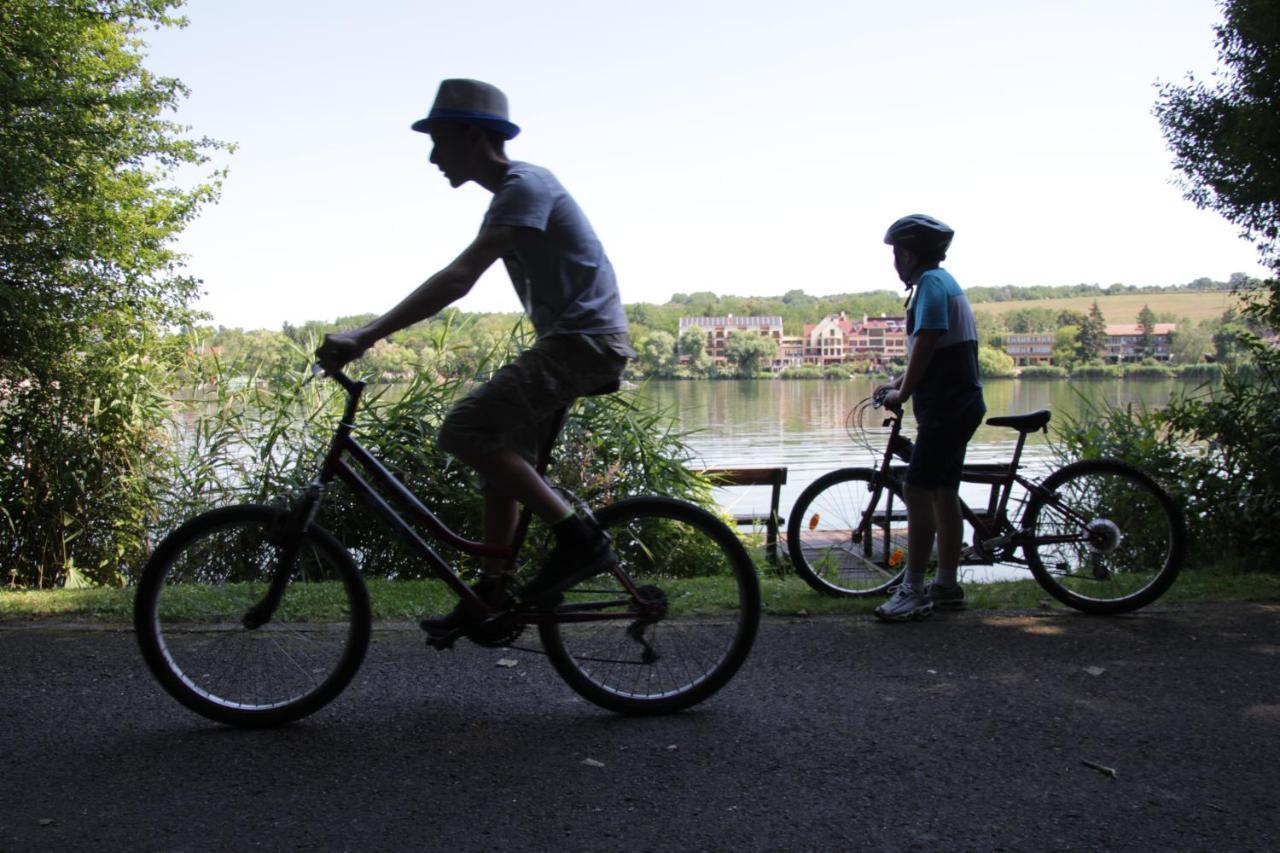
[2, 603, 1278, 852]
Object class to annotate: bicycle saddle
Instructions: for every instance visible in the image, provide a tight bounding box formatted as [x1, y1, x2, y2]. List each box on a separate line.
[985, 410, 1051, 433]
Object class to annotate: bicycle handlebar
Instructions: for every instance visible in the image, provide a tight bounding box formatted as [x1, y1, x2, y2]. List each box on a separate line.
[871, 386, 904, 415]
[313, 361, 363, 395]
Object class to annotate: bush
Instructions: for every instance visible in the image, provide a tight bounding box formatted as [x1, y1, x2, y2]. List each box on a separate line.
[1054, 349, 1280, 570]
[1018, 365, 1068, 379]
[1124, 360, 1174, 379]
[1174, 363, 1221, 379]
[778, 365, 824, 379]
[978, 346, 1016, 378]
[1069, 363, 1123, 379]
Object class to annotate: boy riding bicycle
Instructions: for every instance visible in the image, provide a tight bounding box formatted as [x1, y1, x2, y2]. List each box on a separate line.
[317, 79, 633, 635]
[874, 214, 986, 621]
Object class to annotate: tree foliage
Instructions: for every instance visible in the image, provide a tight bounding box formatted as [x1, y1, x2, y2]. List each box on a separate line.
[1155, 0, 1280, 324]
[0, 0, 226, 585]
[1077, 301, 1108, 362]
[1137, 304, 1159, 358]
[1068, 0, 1280, 572]
[723, 331, 778, 377]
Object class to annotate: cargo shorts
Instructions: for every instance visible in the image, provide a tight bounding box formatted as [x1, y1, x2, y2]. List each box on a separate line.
[437, 333, 629, 474]
[905, 395, 986, 490]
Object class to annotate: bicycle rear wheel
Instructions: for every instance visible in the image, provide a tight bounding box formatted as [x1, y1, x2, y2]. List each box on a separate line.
[135, 504, 371, 727]
[539, 496, 761, 714]
[1022, 460, 1186, 615]
[786, 468, 907, 596]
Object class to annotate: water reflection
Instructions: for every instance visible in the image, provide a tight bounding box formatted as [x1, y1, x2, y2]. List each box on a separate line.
[639, 377, 1198, 520]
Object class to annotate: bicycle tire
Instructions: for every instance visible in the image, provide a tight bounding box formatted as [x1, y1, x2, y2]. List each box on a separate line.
[1022, 459, 1186, 615]
[786, 468, 908, 596]
[135, 504, 372, 727]
[539, 496, 761, 714]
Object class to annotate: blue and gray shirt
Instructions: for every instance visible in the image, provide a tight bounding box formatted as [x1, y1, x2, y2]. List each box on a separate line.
[906, 267, 983, 420]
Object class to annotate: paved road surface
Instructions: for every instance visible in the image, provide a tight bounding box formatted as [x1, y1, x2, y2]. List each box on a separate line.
[2, 603, 1278, 851]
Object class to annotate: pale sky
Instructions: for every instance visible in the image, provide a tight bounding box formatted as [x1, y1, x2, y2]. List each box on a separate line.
[143, 0, 1268, 330]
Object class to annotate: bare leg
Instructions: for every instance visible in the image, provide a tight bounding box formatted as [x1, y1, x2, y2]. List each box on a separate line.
[483, 491, 520, 580]
[902, 482, 937, 589]
[931, 488, 964, 586]
[453, 446, 571, 522]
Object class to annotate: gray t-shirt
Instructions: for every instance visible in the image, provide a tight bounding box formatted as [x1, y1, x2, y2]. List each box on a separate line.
[483, 162, 632, 353]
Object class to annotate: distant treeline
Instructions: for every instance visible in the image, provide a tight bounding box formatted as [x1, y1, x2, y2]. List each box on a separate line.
[183, 276, 1262, 382]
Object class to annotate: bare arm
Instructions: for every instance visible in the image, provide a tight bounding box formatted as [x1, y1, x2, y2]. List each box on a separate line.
[318, 225, 519, 366]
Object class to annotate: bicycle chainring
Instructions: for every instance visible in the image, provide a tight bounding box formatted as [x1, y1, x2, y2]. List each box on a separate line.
[468, 612, 525, 648]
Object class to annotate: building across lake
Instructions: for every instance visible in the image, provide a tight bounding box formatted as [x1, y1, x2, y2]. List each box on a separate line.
[678, 313, 906, 371]
[681, 313, 1180, 371]
[1004, 323, 1179, 365]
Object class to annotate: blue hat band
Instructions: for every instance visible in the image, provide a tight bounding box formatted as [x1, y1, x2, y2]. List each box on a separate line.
[414, 107, 520, 139]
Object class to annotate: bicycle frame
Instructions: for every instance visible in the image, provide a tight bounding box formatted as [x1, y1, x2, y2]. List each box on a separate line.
[261, 366, 646, 628]
[869, 404, 1054, 564]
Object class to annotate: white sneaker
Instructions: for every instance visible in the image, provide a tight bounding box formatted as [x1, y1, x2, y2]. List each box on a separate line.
[874, 585, 934, 622]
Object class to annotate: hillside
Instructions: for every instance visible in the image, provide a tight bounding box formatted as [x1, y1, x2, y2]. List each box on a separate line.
[967, 290, 1235, 324]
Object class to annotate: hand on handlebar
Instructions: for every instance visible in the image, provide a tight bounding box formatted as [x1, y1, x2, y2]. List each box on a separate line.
[316, 332, 367, 372]
[872, 385, 904, 410]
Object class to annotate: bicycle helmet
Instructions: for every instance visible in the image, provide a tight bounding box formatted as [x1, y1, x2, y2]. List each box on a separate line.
[883, 214, 954, 256]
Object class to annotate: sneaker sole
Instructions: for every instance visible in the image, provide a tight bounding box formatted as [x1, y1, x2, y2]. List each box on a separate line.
[873, 603, 934, 622]
[930, 600, 966, 612]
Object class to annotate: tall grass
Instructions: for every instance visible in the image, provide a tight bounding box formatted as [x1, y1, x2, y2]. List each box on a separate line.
[146, 323, 714, 584]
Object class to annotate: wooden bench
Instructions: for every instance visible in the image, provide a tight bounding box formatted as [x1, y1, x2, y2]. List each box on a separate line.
[695, 466, 788, 560]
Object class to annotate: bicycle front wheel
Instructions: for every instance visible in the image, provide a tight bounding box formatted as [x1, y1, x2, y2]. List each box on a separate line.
[786, 468, 907, 596]
[539, 496, 761, 715]
[1022, 460, 1186, 615]
[135, 504, 372, 727]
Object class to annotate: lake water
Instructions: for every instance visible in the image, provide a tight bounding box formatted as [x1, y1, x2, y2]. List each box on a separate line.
[636, 377, 1197, 523]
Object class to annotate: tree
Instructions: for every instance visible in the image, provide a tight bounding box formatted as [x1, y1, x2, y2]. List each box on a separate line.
[1169, 319, 1212, 364]
[1155, 0, 1280, 325]
[0, 0, 226, 585]
[678, 326, 712, 377]
[636, 331, 679, 378]
[1077, 300, 1108, 362]
[1054, 325, 1082, 368]
[1132, 0, 1280, 567]
[723, 331, 778, 378]
[1137, 304, 1159, 358]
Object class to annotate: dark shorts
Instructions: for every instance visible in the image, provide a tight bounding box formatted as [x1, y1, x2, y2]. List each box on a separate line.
[437, 334, 628, 472]
[905, 396, 986, 490]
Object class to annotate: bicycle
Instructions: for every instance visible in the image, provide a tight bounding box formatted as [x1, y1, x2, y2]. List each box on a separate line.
[135, 365, 761, 727]
[786, 392, 1186, 614]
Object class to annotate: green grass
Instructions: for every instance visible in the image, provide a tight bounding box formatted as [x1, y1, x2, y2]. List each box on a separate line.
[4, 565, 1279, 624]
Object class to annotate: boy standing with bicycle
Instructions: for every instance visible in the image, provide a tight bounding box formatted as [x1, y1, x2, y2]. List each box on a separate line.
[318, 79, 633, 634]
[874, 215, 985, 621]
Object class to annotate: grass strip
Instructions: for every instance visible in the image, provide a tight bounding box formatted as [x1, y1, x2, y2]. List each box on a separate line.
[3, 565, 1279, 624]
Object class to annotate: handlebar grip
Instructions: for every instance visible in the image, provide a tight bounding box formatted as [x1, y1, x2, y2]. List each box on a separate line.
[313, 361, 361, 393]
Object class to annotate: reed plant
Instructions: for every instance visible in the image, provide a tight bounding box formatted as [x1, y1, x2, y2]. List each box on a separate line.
[149, 321, 715, 583]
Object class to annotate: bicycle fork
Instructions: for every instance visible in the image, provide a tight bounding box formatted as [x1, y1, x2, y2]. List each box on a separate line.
[242, 482, 325, 630]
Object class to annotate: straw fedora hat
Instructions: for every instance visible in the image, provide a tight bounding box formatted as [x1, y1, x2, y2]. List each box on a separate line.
[410, 79, 520, 140]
